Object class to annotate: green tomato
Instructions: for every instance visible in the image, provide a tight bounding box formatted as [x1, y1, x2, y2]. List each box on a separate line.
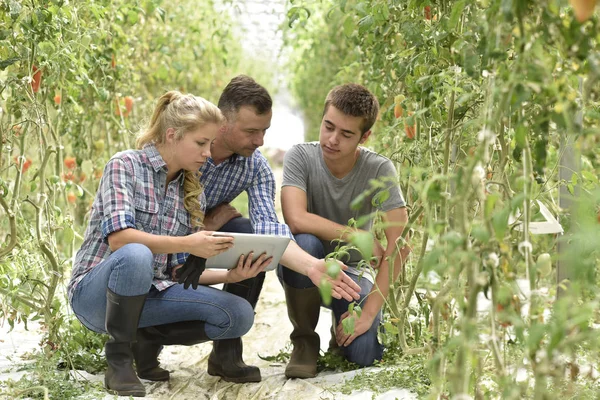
[536, 253, 552, 277]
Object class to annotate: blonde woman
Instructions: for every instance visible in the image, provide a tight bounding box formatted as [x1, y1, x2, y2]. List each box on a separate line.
[68, 91, 270, 397]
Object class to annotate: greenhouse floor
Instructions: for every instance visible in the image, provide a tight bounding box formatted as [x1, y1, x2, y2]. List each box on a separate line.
[0, 271, 417, 399]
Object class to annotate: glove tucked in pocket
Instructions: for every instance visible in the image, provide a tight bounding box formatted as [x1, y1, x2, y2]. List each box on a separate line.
[176, 255, 207, 290]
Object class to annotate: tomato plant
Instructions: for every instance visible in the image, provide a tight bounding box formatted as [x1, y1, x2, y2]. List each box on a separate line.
[0, 0, 259, 378]
[284, 0, 600, 397]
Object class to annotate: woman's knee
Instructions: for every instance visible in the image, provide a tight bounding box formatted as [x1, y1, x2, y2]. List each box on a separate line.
[115, 243, 154, 279]
[210, 296, 255, 339]
[235, 299, 255, 336]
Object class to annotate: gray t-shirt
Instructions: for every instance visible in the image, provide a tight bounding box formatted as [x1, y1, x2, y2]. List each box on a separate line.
[282, 142, 406, 281]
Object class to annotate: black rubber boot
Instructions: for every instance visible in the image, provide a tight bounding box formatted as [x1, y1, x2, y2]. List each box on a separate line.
[132, 320, 209, 381]
[104, 289, 147, 397]
[283, 284, 322, 379]
[207, 272, 265, 383]
[328, 311, 342, 356]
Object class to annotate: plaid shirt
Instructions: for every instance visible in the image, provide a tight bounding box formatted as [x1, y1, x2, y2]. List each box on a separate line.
[199, 149, 292, 238]
[68, 144, 205, 302]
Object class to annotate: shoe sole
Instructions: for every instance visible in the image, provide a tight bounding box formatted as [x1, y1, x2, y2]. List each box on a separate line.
[105, 387, 146, 397]
[138, 373, 170, 381]
[207, 369, 261, 383]
[285, 366, 317, 379]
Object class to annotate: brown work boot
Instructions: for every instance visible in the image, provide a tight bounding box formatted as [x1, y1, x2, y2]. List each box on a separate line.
[283, 284, 322, 379]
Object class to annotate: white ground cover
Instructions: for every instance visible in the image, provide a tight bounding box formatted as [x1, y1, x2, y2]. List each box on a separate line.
[0, 272, 417, 399]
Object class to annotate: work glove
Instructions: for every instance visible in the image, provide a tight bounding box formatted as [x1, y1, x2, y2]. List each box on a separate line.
[176, 255, 206, 290]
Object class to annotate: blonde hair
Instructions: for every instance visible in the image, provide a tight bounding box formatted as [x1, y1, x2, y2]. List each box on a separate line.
[137, 91, 224, 229]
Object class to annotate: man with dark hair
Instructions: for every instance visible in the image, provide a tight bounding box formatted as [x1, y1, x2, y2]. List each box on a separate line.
[189, 75, 362, 383]
[279, 83, 411, 378]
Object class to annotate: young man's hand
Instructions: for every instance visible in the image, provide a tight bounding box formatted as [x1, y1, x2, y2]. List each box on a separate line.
[226, 252, 272, 283]
[307, 260, 361, 301]
[203, 203, 242, 231]
[335, 310, 376, 347]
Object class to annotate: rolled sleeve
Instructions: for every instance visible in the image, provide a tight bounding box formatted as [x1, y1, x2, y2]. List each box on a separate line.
[247, 161, 293, 239]
[100, 158, 137, 239]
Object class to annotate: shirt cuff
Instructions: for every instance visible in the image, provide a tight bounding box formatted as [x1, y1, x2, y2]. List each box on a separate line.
[170, 252, 189, 267]
[101, 212, 136, 239]
[253, 221, 294, 239]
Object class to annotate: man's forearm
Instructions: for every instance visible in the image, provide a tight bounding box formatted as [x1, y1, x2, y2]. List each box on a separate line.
[288, 211, 361, 243]
[361, 243, 410, 320]
[279, 240, 318, 276]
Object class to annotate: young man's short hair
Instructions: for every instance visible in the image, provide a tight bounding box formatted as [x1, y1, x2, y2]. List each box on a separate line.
[218, 75, 272, 120]
[323, 84, 379, 135]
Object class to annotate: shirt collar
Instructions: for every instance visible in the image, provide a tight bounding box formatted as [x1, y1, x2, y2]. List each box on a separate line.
[142, 143, 185, 183]
[207, 153, 247, 166]
[142, 143, 167, 172]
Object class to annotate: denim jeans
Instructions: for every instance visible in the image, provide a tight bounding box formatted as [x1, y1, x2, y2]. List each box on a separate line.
[277, 233, 384, 366]
[71, 243, 254, 340]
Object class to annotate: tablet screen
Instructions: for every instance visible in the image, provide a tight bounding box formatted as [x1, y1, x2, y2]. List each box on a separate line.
[206, 232, 291, 271]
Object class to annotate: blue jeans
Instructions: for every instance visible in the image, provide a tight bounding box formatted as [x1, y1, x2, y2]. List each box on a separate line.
[71, 243, 254, 340]
[277, 233, 384, 367]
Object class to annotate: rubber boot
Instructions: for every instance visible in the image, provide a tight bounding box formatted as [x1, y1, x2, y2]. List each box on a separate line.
[284, 284, 322, 379]
[132, 320, 209, 381]
[104, 289, 147, 397]
[328, 311, 342, 356]
[207, 272, 264, 383]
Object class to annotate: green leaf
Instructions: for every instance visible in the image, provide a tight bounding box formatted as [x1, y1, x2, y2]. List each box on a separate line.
[0, 57, 20, 70]
[64, 225, 74, 243]
[484, 193, 499, 219]
[319, 278, 332, 306]
[449, 0, 467, 28]
[326, 259, 341, 278]
[350, 192, 367, 210]
[350, 231, 373, 260]
[75, 185, 84, 197]
[128, 10, 139, 25]
[383, 321, 399, 335]
[515, 125, 527, 148]
[492, 206, 510, 240]
[155, 7, 166, 23]
[372, 189, 390, 207]
[342, 315, 355, 335]
[471, 225, 490, 243]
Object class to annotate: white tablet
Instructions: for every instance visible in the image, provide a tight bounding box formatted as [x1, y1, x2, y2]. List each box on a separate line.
[206, 232, 291, 271]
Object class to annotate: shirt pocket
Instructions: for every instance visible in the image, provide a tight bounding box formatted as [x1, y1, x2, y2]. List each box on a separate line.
[134, 197, 159, 234]
[172, 208, 192, 237]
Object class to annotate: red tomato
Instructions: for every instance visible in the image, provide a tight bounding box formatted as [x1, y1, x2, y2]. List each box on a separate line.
[54, 94, 61, 105]
[405, 123, 416, 139]
[424, 5, 432, 20]
[31, 65, 42, 93]
[394, 103, 403, 119]
[67, 192, 77, 204]
[64, 156, 77, 170]
[569, 0, 597, 22]
[62, 171, 76, 182]
[124, 96, 134, 117]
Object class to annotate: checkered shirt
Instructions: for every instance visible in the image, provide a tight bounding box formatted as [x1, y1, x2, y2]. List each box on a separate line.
[68, 144, 205, 302]
[199, 149, 292, 238]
